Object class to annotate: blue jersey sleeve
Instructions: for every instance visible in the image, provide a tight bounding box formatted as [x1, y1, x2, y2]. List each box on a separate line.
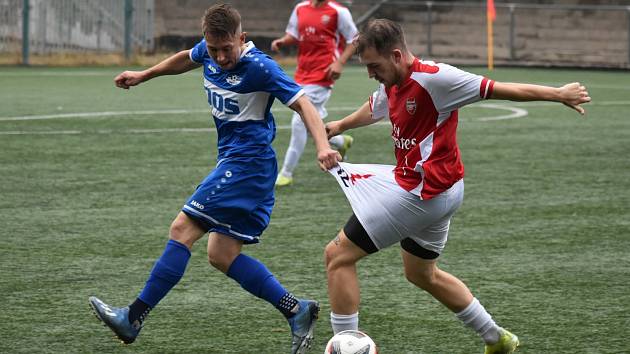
[257, 57, 304, 106]
[189, 39, 207, 63]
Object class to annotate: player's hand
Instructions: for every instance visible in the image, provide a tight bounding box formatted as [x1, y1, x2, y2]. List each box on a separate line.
[325, 61, 343, 81]
[325, 121, 343, 140]
[317, 148, 341, 171]
[114, 71, 147, 89]
[559, 82, 591, 115]
[270, 39, 283, 52]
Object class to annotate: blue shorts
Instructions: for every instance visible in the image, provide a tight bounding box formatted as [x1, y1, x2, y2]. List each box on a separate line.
[182, 156, 276, 244]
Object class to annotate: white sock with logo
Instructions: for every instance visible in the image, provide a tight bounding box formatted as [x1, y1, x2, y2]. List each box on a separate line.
[330, 312, 359, 334]
[455, 298, 500, 344]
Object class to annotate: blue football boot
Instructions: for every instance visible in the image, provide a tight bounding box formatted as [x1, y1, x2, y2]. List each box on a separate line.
[288, 299, 320, 354]
[89, 296, 143, 344]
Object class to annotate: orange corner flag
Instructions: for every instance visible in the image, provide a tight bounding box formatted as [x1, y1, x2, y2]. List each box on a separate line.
[486, 0, 496, 70]
[487, 0, 496, 22]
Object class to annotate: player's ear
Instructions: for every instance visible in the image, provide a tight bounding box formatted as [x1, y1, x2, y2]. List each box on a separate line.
[392, 49, 403, 64]
[240, 31, 247, 44]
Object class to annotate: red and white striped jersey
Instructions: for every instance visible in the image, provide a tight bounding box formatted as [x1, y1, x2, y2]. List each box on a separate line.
[369, 58, 495, 199]
[286, 0, 357, 87]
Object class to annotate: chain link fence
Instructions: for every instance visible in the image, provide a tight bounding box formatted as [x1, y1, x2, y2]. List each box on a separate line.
[0, 0, 154, 63]
[1, 0, 629, 68]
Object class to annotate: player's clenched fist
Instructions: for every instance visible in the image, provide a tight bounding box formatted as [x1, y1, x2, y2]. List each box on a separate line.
[114, 70, 148, 89]
[325, 121, 343, 140]
[317, 148, 341, 171]
[559, 82, 591, 115]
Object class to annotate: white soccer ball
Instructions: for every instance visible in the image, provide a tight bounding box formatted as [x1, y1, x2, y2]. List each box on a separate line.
[324, 330, 378, 354]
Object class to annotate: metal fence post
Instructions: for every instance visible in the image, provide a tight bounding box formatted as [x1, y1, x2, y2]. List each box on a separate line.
[627, 7, 630, 66]
[124, 0, 133, 61]
[147, 0, 155, 52]
[22, 0, 29, 65]
[509, 4, 515, 61]
[97, 9, 102, 53]
[427, 1, 433, 56]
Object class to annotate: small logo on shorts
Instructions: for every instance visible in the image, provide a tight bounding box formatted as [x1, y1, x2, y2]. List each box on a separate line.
[191, 200, 205, 210]
[406, 97, 417, 115]
[337, 168, 374, 188]
[350, 173, 374, 185]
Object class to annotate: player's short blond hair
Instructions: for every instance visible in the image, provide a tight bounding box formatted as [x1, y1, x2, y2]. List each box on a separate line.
[355, 19, 408, 56]
[202, 3, 242, 40]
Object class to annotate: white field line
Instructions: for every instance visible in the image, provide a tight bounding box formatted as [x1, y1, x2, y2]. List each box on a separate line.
[0, 107, 362, 122]
[0, 105, 519, 136]
[474, 104, 528, 121]
[1, 100, 628, 136]
[0, 130, 83, 135]
[0, 67, 364, 77]
[1, 70, 628, 89]
[0, 109, 210, 121]
[3, 100, 625, 123]
[0, 125, 268, 135]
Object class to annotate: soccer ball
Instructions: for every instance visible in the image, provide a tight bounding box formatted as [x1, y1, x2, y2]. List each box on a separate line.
[324, 330, 378, 354]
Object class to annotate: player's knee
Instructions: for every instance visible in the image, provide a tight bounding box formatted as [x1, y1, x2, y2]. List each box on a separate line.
[206, 252, 223, 271]
[206, 249, 230, 273]
[169, 218, 188, 241]
[404, 266, 437, 290]
[324, 240, 349, 272]
[324, 242, 336, 269]
[168, 214, 202, 248]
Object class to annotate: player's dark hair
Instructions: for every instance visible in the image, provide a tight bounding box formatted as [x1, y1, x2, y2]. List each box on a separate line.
[355, 18, 408, 56]
[202, 3, 241, 39]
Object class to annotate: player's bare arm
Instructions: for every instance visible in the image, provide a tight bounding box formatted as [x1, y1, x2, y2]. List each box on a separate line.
[114, 50, 201, 89]
[326, 101, 376, 139]
[290, 95, 341, 170]
[326, 42, 357, 81]
[270, 34, 299, 52]
[491, 81, 591, 115]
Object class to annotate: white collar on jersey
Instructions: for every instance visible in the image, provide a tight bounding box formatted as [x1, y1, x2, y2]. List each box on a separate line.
[240, 41, 255, 59]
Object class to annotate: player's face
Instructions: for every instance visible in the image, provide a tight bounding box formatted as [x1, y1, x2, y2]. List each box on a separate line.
[360, 46, 401, 88]
[205, 31, 246, 70]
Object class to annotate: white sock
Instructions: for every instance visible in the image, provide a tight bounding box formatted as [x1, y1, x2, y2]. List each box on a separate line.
[329, 135, 344, 149]
[330, 312, 359, 334]
[280, 114, 308, 177]
[455, 298, 500, 344]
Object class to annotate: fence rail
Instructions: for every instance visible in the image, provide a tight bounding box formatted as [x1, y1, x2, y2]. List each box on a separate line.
[0, 0, 154, 64]
[1, 0, 629, 68]
[355, 0, 630, 68]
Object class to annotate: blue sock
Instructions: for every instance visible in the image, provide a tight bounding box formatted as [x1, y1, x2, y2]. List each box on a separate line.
[138, 239, 191, 308]
[227, 253, 298, 318]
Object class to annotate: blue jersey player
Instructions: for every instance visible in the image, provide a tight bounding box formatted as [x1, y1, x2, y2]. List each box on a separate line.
[89, 4, 340, 354]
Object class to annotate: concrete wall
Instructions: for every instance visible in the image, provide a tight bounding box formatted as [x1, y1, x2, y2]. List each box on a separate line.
[390, 3, 629, 68]
[154, 0, 294, 52]
[153, 0, 630, 69]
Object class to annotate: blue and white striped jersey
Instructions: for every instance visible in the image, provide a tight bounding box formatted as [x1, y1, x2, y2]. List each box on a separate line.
[190, 40, 304, 160]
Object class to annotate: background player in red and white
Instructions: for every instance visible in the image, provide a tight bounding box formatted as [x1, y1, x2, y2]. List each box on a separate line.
[271, 0, 358, 187]
[324, 19, 590, 353]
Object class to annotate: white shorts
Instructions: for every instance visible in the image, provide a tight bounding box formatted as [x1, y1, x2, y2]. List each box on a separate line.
[292, 84, 331, 120]
[329, 162, 464, 255]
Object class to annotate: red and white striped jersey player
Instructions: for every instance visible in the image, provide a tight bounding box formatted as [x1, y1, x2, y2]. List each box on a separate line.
[272, 0, 358, 187]
[324, 19, 590, 354]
